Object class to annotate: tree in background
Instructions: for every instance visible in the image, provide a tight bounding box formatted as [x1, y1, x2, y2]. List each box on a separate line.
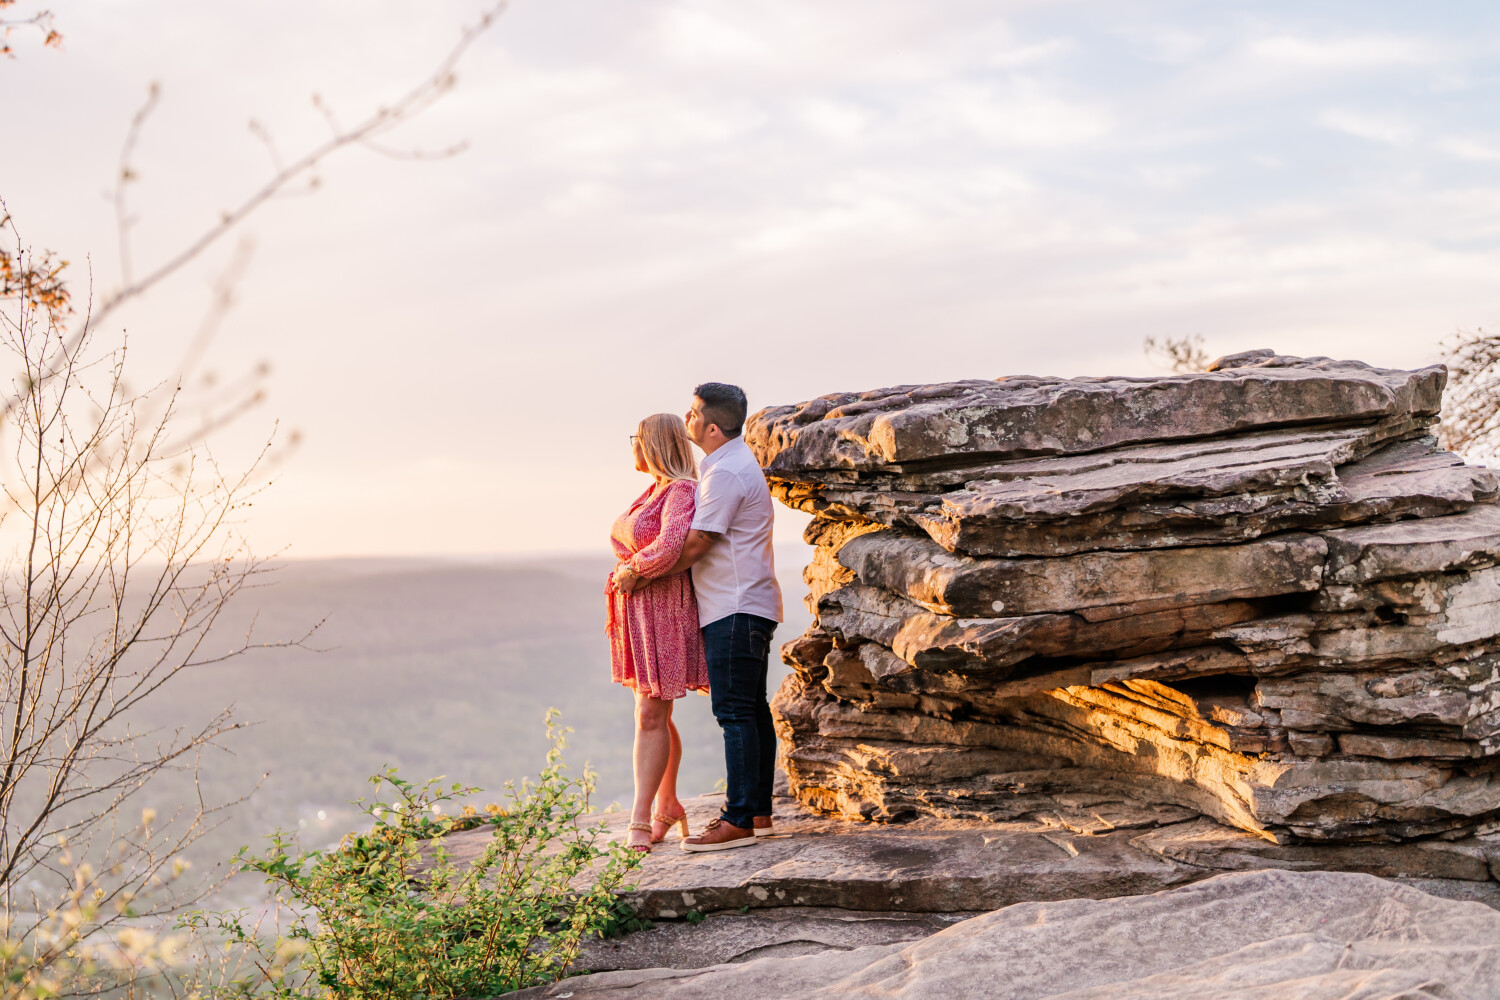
[1143, 334, 1211, 374]
[0, 216, 283, 994]
[1438, 329, 1500, 461]
[0, 4, 507, 993]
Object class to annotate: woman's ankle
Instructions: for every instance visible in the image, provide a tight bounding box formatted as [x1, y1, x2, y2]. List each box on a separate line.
[654, 796, 684, 817]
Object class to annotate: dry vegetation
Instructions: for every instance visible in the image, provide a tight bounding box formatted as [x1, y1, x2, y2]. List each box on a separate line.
[1438, 328, 1500, 460]
[1142, 333, 1211, 374]
[0, 4, 511, 994]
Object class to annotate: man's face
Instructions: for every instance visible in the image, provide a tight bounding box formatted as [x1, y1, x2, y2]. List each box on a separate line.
[685, 396, 713, 447]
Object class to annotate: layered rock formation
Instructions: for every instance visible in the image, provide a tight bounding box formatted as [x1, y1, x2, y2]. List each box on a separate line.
[748, 351, 1500, 845]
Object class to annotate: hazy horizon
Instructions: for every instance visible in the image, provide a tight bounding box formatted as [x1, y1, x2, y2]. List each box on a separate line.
[132, 549, 815, 903]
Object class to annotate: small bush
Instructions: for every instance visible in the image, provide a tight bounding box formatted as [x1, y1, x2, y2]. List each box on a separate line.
[595, 899, 653, 939]
[191, 710, 639, 998]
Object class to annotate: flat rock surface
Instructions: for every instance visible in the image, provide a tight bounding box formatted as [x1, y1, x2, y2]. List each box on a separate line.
[520, 869, 1500, 999]
[437, 794, 1208, 917]
[577, 907, 970, 973]
[441, 795, 1500, 924]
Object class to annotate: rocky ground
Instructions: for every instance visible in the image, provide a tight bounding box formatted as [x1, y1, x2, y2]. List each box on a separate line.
[440, 792, 1500, 988]
[517, 867, 1500, 999]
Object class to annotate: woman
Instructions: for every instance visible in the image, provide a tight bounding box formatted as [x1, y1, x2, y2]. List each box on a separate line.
[606, 413, 709, 854]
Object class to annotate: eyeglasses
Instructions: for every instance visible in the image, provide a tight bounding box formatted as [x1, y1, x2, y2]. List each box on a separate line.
[628, 434, 639, 442]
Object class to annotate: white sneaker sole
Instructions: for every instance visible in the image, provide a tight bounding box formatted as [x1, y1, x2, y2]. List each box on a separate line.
[680, 835, 759, 853]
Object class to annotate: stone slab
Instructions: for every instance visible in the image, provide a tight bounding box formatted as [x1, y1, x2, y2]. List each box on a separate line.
[780, 414, 1429, 493]
[773, 434, 1492, 559]
[1131, 817, 1495, 880]
[1253, 659, 1500, 739]
[517, 869, 1500, 999]
[576, 907, 971, 974]
[1396, 876, 1500, 910]
[830, 529, 1327, 617]
[745, 356, 1445, 474]
[1325, 504, 1500, 584]
[575, 795, 1202, 918]
[815, 583, 1268, 673]
[921, 436, 1494, 557]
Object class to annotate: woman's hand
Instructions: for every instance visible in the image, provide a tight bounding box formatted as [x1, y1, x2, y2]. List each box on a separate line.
[611, 564, 644, 595]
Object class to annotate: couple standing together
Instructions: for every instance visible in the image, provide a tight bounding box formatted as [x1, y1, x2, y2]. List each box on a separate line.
[605, 383, 782, 855]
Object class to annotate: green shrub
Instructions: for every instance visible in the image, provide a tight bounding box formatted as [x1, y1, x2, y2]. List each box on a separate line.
[190, 710, 639, 998]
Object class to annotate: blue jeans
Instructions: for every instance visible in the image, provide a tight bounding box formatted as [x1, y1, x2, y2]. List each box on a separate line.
[702, 613, 778, 830]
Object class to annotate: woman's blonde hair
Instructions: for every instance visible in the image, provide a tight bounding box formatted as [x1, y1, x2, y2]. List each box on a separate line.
[637, 412, 698, 482]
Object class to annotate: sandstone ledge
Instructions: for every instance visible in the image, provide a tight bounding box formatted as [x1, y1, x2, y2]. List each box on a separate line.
[437, 793, 1500, 924]
[745, 356, 1445, 474]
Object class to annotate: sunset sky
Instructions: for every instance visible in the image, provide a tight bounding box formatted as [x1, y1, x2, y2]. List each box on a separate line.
[5, 0, 1500, 557]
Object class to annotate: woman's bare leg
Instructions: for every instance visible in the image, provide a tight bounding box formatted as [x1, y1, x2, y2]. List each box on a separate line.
[652, 710, 685, 837]
[631, 692, 673, 849]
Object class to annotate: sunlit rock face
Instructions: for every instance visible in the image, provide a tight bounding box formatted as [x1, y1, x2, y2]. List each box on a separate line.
[748, 351, 1500, 845]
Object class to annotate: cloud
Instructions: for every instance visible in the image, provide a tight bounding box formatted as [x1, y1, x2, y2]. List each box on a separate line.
[1320, 109, 1414, 145]
[797, 99, 873, 142]
[1118, 25, 1208, 64]
[926, 80, 1113, 149]
[1136, 163, 1208, 190]
[1436, 136, 1500, 163]
[988, 37, 1076, 69]
[656, 6, 770, 66]
[1248, 34, 1438, 72]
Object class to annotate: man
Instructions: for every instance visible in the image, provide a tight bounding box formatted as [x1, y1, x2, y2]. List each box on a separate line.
[619, 382, 783, 851]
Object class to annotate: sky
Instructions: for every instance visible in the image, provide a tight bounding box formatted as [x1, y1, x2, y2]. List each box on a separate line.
[4, 0, 1500, 557]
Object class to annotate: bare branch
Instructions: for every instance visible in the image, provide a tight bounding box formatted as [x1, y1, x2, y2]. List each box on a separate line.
[0, 228, 316, 990]
[85, 1, 508, 340]
[1440, 327, 1500, 459]
[112, 81, 161, 289]
[0, 2, 62, 59]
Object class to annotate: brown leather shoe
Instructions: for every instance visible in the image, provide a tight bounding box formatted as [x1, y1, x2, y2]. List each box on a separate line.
[753, 816, 774, 838]
[680, 817, 756, 853]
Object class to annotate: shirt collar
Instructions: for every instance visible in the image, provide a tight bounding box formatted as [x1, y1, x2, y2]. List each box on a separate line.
[700, 435, 746, 475]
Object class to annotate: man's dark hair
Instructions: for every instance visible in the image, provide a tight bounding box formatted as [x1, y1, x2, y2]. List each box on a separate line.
[693, 382, 748, 438]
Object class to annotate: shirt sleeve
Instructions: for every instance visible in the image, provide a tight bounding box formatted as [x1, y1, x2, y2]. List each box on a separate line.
[629, 481, 696, 579]
[690, 466, 741, 535]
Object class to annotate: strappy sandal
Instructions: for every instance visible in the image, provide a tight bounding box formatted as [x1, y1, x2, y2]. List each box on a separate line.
[626, 821, 653, 854]
[651, 808, 689, 844]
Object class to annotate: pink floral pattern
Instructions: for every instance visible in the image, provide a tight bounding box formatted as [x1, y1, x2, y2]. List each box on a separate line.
[606, 479, 709, 700]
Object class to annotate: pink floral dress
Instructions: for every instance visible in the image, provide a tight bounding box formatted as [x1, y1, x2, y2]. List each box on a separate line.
[606, 479, 709, 700]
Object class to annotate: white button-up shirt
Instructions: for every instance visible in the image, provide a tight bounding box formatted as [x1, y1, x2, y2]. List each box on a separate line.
[690, 436, 784, 627]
